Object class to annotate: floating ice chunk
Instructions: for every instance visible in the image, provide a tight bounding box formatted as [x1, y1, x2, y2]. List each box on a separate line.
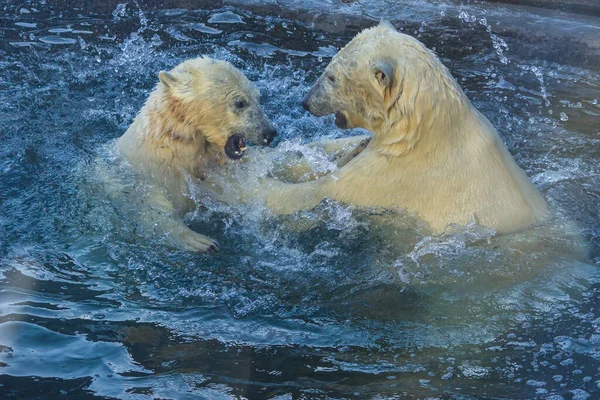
[229, 40, 277, 57]
[208, 11, 245, 24]
[9, 41, 39, 47]
[495, 78, 516, 91]
[459, 365, 489, 378]
[186, 23, 222, 35]
[570, 389, 590, 400]
[38, 36, 77, 45]
[311, 45, 337, 58]
[15, 22, 37, 28]
[165, 26, 193, 42]
[227, 40, 307, 57]
[164, 9, 186, 16]
[559, 358, 573, 366]
[49, 28, 72, 33]
[526, 379, 546, 387]
[507, 340, 536, 348]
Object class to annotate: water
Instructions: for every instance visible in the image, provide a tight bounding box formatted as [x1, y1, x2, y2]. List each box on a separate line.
[1, 1, 600, 398]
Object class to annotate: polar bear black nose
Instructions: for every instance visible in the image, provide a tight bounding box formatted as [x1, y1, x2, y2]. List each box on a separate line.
[263, 126, 277, 145]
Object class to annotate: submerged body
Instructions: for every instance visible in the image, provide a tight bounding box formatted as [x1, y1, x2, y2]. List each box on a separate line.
[265, 21, 549, 234]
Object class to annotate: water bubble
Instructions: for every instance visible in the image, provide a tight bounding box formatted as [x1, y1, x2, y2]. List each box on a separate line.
[559, 112, 568, 122]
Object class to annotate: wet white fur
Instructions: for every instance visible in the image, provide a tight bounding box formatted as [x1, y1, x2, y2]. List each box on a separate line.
[262, 22, 549, 234]
[116, 57, 263, 251]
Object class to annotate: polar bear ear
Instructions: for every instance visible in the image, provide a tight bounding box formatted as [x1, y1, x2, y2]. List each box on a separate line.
[379, 19, 396, 31]
[158, 71, 179, 88]
[372, 60, 394, 89]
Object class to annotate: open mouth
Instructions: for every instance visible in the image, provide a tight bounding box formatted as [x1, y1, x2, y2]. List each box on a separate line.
[224, 134, 247, 160]
[334, 111, 348, 129]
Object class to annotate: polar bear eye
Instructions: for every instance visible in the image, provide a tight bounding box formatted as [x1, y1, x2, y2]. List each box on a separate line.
[234, 99, 247, 110]
[327, 75, 336, 83]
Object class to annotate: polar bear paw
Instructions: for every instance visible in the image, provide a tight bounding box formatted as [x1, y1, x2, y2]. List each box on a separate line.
[173, 228, 219, 253]
[331, 137, 371, 168]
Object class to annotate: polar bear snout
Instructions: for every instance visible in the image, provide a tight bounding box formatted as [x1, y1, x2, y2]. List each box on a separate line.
[302, 81, 335, 117]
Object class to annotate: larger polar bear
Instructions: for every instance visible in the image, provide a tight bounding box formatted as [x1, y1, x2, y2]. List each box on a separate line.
[262, 20, 549, 234]
[115, 57, 277, 252]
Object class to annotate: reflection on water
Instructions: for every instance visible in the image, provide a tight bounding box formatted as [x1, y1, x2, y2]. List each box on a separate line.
[0, 0, 599, 398]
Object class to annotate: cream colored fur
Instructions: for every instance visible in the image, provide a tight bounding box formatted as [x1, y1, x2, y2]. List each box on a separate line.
[116, 57, 274, 252]
[262, 22, 549, 234]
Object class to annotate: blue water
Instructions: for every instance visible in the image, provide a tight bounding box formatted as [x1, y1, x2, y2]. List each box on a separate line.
[1, 1, 600, 398]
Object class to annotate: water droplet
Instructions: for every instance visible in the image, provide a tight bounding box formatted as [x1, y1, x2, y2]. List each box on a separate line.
[560, 112, 568, 122]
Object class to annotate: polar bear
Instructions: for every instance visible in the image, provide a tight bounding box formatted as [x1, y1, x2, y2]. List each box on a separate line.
[261, 21, 549, 234]
[114, 57, 277, 252]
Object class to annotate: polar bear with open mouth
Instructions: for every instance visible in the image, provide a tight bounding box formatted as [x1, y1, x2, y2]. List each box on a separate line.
[261, 20, 549, 234]
[114, 57, 277, 252]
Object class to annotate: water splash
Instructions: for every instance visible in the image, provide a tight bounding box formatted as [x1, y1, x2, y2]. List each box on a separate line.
[458, 10, 509, 64]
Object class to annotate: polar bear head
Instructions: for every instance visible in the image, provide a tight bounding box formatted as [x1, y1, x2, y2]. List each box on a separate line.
[157, 57, 277, 160]
[302, 21, 467, 156]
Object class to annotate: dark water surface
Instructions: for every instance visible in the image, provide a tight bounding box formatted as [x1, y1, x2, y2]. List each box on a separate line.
[1, 0, 600, 399]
